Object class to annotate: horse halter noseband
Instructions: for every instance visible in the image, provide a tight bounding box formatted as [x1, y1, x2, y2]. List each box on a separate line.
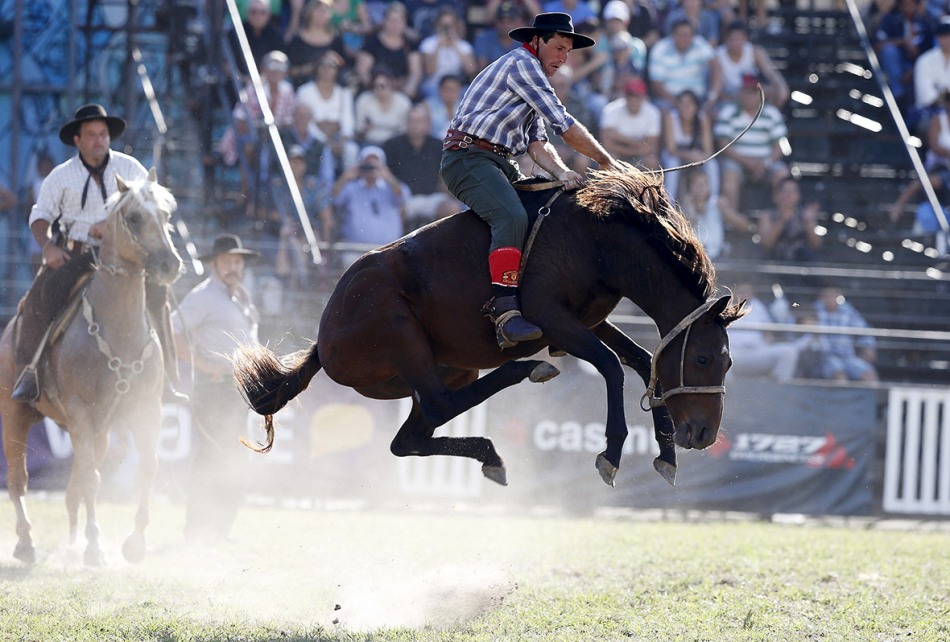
[640, 298, 726, 410]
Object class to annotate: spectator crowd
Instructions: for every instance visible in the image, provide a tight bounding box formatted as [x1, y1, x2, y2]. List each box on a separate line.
[152, 0, 948, 384]
[212, 0, 948, 276]
[212, 0, 827, 276]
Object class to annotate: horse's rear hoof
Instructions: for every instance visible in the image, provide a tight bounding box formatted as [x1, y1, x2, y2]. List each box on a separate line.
[595, 452, 618, 487]
[529, 362, 559, 383]
[13, 542, 36, 564]
[122, 534, 146, 564]
[653, 457, 677, 486]
[482, 464, 508, 486]
[84, 547, 106, 567]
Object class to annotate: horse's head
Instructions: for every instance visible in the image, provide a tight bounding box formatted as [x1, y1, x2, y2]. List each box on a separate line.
[647, 294, 746, 450]
[107, 168, 183, 285]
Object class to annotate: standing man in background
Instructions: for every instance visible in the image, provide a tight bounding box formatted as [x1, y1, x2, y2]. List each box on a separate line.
[173, 234, 260, 543]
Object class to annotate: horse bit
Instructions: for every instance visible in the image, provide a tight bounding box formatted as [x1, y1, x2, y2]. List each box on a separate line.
[82, 296, 157, 396]
[640, 298, 727, 410]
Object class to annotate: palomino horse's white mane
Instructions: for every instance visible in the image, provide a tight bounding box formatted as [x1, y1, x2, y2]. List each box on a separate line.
[105, 170, 177, 221]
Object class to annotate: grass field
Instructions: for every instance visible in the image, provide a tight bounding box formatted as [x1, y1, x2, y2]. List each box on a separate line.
[0, 495, 947, 641]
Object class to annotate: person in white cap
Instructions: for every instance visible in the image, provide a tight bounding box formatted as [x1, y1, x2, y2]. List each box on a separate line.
[331, 145, 410, 266]
[246, 50, 296, 128]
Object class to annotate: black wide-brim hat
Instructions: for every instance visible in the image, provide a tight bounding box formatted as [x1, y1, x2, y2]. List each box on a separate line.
[509, 12, 595, 49]
[199, 234, 261, 261]
[58, 103, 127, 146]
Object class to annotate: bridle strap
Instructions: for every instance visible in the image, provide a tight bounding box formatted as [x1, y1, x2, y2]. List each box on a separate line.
[519, 186, 565, 276]
[640, 298, 726, 410]
[95, 189, 152, 277]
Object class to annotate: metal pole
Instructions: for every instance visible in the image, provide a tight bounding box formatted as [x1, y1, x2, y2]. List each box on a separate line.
[223, 0, 323, 264]
[69, 0, 77, 108]
[124, 0, 138, 145]
[10, 0, 23, 201]
[845, 0, 949, 235]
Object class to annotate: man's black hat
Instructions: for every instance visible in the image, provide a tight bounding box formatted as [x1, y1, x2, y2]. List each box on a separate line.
[509, 12, 596, 49]
[59, 104, 126, 146]
[199, 234, 260, 261]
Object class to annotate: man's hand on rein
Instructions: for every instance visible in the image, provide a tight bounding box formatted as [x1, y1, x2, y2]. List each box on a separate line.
[42, 243, 69, 269]
[558, 170, 586, 190]
[88, 221, 107, 239]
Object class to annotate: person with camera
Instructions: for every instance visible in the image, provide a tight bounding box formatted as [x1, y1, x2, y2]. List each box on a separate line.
[418, 7, 476, 99]
[331, 145, 410, 267]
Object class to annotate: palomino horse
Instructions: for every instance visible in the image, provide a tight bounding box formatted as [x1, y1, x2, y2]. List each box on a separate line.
[233, 166, 746, 487]
[0, 171, 182, 565]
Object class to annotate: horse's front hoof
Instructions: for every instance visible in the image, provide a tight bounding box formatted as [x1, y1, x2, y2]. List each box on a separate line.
[83, 547, 107, 567]
[529, 362, 560, 383]
[122, 533, 146, 564]
[595, 453, 618, 487]
[653, 457, 677, 486]
[482, 464, 508, 486]
[13, 541, 36, 564]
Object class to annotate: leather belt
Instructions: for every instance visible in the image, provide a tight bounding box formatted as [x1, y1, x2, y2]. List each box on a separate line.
[443, 129, 512, 159]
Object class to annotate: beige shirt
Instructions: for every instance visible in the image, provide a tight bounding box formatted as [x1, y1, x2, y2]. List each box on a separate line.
[172, 276, 259, 379]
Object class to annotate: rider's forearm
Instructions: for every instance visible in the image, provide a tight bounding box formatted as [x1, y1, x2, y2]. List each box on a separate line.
[30, 220, 51, 249]
[527, 141, 570, 179]
[561, 123, 614, 168]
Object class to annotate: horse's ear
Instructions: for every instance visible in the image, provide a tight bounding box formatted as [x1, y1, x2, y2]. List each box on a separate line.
[115, 174, 128, 193]
[147, 167, 157, 183]
[704, 295, 732, 323]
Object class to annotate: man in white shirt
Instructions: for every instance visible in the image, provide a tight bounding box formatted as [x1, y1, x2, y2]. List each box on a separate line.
[600, 76, 662, 169]
[13, 104, 175, 402]
[914, 17, 950, 123]
[728, 282, 804, 382]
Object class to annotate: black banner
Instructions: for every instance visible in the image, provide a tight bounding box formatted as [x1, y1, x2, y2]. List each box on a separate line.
[485, 366, 876, 515]
[0, 365, 877, 516]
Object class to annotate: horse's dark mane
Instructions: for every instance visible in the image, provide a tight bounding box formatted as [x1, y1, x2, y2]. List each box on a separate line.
[576, 164, 745, 324]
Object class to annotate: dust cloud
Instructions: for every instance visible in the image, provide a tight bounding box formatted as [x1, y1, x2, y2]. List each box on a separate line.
[0, 494, 523, 634]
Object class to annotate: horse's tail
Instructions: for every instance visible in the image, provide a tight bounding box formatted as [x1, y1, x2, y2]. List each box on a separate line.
[231, 342, 322, 453]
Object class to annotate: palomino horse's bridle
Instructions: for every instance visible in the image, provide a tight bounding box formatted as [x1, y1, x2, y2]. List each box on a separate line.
[96, 191, 155, 276]
[640, 298, 727, 410]
[86, 190, 166, 402]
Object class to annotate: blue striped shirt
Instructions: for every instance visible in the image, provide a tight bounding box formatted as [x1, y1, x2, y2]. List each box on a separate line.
[449, 47, 575, 157]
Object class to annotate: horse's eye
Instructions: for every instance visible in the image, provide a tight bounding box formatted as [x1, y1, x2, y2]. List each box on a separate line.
[126, 212, 142, 227]
[697, 355, 709, 366]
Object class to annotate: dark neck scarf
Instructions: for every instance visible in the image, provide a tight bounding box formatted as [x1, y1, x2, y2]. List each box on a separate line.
[80, 152, 110, 209]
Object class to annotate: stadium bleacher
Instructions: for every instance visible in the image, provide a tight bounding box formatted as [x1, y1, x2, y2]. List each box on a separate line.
[1, 0, 947, 385]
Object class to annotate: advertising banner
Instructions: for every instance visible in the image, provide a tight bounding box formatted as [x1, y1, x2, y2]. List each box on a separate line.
[0, 365, 877, 516]
[481, 366, 876, 515]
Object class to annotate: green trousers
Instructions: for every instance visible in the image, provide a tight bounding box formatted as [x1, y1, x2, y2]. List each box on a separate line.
[440, 147, 528, 252]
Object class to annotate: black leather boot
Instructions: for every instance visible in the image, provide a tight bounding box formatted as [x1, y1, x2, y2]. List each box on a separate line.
[490, 296, 543, 349]
[146, 282, 180, 385]
[11, 252, 94, 403]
